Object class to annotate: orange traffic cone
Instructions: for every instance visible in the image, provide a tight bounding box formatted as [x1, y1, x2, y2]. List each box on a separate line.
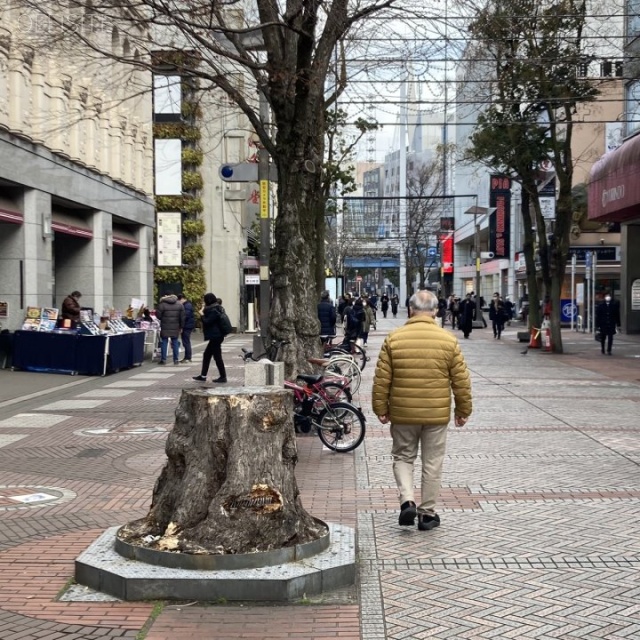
[528, 327, 541, 349]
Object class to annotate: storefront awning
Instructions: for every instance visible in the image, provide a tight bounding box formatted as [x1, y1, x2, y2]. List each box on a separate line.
[0, 207, 23, 224]
[113, 225, 140, 249]
[588, 133, 640, 222]
[52, 211, 93, 239]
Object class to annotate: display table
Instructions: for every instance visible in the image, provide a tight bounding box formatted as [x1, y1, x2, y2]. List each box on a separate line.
[12, 331, 145, 376]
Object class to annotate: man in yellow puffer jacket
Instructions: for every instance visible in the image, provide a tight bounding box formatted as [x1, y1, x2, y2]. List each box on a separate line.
[372, 289, 472, 531]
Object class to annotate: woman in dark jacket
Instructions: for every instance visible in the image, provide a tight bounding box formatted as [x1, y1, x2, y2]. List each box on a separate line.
[317, 291, 337, 337]
[193, 293, 227, 383]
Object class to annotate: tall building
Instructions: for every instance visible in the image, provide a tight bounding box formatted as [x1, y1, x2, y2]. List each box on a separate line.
[0, 6, 154, 329]
[587, 0, 640, 332]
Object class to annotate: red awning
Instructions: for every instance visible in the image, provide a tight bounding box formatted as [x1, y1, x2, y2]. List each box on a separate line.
[0, 207, 23, 225]
[588, 133, 640, 222]
[52, 212, 93, 239]
[113, 225, 140, 249]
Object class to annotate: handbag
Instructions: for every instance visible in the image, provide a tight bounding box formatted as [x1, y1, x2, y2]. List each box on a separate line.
[595, 330, 602, 342]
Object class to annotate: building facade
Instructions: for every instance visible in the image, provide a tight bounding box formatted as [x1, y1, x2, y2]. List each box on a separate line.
[0, 7, 155, 330]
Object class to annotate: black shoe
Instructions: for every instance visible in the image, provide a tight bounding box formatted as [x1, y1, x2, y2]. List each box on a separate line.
[398, 501, 417, 526]
[607, 352, 612, 355]
[192, 375, 207, 381]
[212, 377, 227, 383]
[158, 360, 166, 365]
[418, 513, 441, 531]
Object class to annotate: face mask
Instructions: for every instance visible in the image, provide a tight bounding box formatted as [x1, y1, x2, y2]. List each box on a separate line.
[605, 296, 611, 302]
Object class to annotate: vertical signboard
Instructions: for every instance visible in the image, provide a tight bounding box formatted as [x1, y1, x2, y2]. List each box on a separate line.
[489, 175, 511, 259]
[157, 211, 182, 266]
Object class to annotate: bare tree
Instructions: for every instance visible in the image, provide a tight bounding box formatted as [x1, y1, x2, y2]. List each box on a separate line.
[14, 0, 400, 376]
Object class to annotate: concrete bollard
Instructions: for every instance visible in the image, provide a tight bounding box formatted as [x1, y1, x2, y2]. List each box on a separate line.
[244, 359, 284, 387]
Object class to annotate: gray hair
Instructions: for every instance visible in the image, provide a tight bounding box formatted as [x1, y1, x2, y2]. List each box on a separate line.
[409, 290, 438, 312]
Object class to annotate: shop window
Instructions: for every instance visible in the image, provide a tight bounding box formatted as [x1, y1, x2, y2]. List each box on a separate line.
[625, 80, 640, 136]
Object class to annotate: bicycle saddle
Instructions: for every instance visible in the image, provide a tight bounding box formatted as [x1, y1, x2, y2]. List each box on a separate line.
[296, 373, 324, 385]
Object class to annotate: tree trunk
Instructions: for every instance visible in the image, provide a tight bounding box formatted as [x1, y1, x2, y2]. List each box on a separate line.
[119, 388, 326, 555]
[520, 188, 541, 331]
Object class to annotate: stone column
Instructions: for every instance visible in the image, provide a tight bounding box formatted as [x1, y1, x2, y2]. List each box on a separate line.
[90, 210, 113, 315]
[0, 27, 10, 123]
[30, 57, 46, 144]
[21, 189, 53, 309]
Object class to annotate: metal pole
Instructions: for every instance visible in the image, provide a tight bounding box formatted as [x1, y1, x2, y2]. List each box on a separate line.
[570, 253, 576, 331]
[592, 251, 597, 334]
[258, 90, 270, 338]
[586, 255, 591, 333]
[475, 213, 482, 322]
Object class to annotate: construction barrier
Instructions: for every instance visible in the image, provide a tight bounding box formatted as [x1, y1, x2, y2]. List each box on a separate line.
[528, 326, 541, 349]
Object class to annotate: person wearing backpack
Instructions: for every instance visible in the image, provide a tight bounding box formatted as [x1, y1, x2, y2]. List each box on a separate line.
[193, 292, 228, 383]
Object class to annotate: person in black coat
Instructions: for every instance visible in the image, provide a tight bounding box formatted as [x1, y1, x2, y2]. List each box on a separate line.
[595, 294, 621, 355]
[156, 294, 185, 364]
[390, 294, 399, 318]
[317, 291, 337, 337]
[193, 292, 227, 382]
[489, 293, 507, 339]
[177, 294, 195, 362]
[458, 293, 475, 339]
[380, 294, 390, 318]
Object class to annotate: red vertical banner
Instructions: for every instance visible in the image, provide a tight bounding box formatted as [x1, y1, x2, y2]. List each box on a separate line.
[489, 175, 511, 259]
[440, 233, 454, 273]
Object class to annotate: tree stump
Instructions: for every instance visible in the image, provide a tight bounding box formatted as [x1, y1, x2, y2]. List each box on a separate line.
[118, 387, 326, 555]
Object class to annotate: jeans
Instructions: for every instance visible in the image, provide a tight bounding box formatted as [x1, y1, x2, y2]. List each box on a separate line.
[181, 329, 193, 360]
[161, 336, 180, 363]
[201, 337, 226, 378]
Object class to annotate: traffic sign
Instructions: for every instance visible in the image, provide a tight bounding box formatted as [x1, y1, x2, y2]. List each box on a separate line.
[428, 247, 438, 257]
[356, 275, 362, 282]
[219, 163, 278, 182]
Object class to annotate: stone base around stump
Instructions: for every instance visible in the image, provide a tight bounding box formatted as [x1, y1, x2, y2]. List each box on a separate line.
[74, 523, 355, 602]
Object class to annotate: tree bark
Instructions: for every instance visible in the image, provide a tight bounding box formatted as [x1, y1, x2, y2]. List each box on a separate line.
[119, 388, 326, 555]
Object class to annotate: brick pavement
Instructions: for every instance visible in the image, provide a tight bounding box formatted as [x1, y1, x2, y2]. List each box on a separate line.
[0, 321, 638, 638]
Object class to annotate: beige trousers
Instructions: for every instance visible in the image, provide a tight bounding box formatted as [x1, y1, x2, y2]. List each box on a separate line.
[390, 423, 448, 515]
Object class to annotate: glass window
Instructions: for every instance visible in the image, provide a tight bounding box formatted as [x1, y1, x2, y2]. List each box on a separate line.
[628, 0, 640, 38]
[153, 75, 181, 115]
[625, 80, 640, 136]
[154, 139, 182, 195]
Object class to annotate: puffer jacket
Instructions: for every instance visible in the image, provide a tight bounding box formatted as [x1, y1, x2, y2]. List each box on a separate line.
[156, 295, 185, 338]
[372, 315, 472, 425]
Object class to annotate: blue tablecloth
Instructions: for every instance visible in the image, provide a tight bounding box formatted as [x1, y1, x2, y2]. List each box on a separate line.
[13, 331, 145, 375]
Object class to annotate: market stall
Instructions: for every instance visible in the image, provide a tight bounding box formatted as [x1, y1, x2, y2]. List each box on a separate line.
[11, 306, 146, 376]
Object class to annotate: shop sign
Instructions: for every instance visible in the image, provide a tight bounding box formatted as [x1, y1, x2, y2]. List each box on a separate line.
[632, 279, 640, 311]
[561, 299, 577, 323]
[157, 211, 182, 267]
[0, 301, 7, 318]
[245, 274, 260, 285]
[489, 175, 511, 259]
[569, 246, 619, 262]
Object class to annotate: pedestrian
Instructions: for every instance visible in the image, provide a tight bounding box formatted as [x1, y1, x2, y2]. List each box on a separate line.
[449, 295, 460, 329]
[344, 297, 364, 346]
[489, 293, 507, 339]
[369, 293, 378, 322]
[504, 296, 514, 325]
[317, 290, 337, 338]
[390, 294, 399, 318]
[595, 293, 621, 355]
[372, 290, 472, 531]
[156, 293, 185, 365]
[359, 298, 375, 346]
[338, 293, 352, 324]
[435, 296, 447, 328]
[380, 293, 390, 318]
[458, 293, 475, 339]
[193, 293, 227, 383]
[177, 294, 195, 363]
[61, 290, 82, 326]
[405, 295, 411, 318]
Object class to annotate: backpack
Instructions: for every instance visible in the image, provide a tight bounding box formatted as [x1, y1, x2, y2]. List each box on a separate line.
[218, 308, 233, 336]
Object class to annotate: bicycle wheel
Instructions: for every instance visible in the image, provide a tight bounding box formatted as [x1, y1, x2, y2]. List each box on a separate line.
[316, 402, 366, 452]
[318, 380, 353, 403]
[324, 357, 361, 394]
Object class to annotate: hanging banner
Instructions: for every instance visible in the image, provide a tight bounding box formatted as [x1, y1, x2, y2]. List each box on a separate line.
[157, 211, 182, 266]
[489, 175, 511, 259]
[440, 233, 454, 274]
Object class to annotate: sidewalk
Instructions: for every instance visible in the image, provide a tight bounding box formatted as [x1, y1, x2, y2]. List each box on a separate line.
[0, 318, 638, 639]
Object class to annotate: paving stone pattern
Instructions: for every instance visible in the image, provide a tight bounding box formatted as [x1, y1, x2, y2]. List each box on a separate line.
[0, 329, 639, 638]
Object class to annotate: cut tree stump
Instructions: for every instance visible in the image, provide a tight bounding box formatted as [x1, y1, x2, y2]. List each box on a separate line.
[118, 386, 326, 555]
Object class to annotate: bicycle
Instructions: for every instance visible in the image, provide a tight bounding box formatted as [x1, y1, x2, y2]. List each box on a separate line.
[289, 374, 366, 452]
[321, 336, 369, 371]
[241, 339, 355, 403]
